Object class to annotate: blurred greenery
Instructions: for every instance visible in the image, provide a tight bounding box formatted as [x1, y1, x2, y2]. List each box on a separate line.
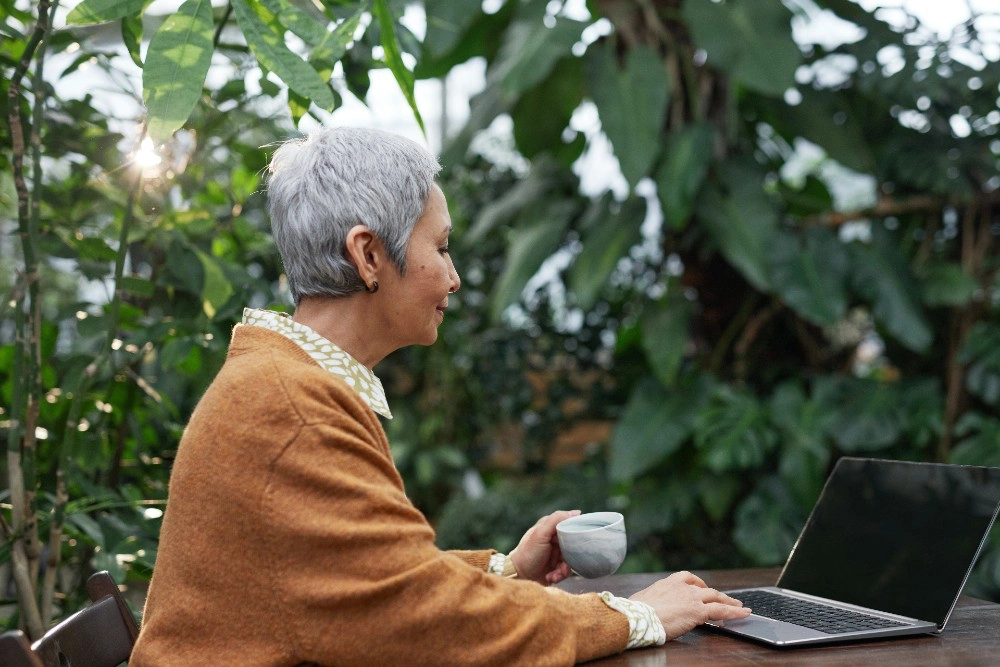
[3, 0, 1000, 635]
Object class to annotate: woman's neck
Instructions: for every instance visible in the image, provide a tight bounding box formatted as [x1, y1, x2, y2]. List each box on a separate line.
[291, 295, 389, 370]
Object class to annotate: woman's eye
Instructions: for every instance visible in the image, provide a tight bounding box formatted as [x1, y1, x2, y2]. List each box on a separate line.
[439, 246, 450, 254]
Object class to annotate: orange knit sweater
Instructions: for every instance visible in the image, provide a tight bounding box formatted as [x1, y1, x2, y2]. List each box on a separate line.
[131, 325, 629, 666]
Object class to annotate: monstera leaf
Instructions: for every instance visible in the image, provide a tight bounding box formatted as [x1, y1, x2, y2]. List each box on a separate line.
[694, 385, 778, 474]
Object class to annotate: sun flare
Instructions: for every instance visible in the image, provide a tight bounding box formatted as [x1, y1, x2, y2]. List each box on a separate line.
[134, 136, 162, 171]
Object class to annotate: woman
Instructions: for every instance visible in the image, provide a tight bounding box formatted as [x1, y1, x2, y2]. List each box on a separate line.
[131, 127, 749, 666]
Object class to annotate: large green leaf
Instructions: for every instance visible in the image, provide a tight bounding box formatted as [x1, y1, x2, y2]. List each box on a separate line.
[767, 227, 848, 327]
[165, 240, 204, 296]
[489, 201, 575, 321]
[492, 16, 587, 98]
[625, 476, 697, 537]
[120, 275, 155, 299]
[585, 42, 670, 188]
[951, 413, 1000, 467]
[422, 0, 484, 61]
[778, 174, 835, 217]
[435, 5, 540, 165]
[65, 512, 105, 548]
[566, 197, 644, 311]
[609, 374, 714, 482]
[848, 226, 932, 352]
[417, 0, 515, 79]
[822, 377, 903, 452]
[683, 0, 801, 96]
[440, 83, 509, 168]
[694, 385, 778, 473]
[640, 287, 694, 388]
[196, 250, 234, 319]
[373, 0, 424, 133]
[159, 337, 197, 370]
[770, 381, 833, 508]
[697, 160, 779, 291]
[511, 57, 584, 160]
[656, 123, 715, 230]
[263, 0, 329, 48]
[816, 0, 905, 46]
[463, 161, 566, 246]
[761, 93, 875, 174]
[733, 476, 803, 565]
[142, 0, 216, 143]
[697, 474, 743, 522]
[66, 234, 117, 262]
[959, 324, 1000, 406]
[66, 0, 148, 25]
[310, 7, 365, 79]
[231, 0, 336, 114]
[122, 14, 144, 68]
[918, 262, 979, 308]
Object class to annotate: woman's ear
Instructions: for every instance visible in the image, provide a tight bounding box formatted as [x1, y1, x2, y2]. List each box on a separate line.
[345, 225, 384, 289]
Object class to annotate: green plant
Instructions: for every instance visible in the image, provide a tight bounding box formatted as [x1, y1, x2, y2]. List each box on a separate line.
[5, 0, 1000, 636]
[2, 0, 433, 634]
[417, 0, 1000, 585]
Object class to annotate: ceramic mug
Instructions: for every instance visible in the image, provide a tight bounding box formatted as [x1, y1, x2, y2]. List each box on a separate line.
[556, 511, 627, 578]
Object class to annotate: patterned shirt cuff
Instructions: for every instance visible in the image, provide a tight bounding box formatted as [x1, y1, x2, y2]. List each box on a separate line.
[487, 553, 518, 578]
[599, 592, 667, 649]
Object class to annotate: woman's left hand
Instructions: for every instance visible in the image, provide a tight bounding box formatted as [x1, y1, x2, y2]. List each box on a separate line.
[508, 509, 581, 585]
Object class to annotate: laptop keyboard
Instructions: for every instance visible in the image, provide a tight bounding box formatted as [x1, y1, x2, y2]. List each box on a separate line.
[732, 590, 908, 634]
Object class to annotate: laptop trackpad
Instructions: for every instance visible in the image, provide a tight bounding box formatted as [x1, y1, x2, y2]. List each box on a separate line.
[708, 616, 821, 644]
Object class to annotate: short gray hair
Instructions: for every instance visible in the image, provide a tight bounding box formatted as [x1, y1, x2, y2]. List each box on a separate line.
[266, 126, 441, 303]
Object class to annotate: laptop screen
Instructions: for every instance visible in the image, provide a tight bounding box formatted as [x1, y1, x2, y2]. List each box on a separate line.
[777, 457, 1000, 624]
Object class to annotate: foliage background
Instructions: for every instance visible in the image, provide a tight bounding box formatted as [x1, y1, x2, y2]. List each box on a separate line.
[3, 0, 1000, 634]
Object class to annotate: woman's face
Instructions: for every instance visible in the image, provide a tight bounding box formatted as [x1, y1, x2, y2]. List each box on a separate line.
[379, 184, 460, 348]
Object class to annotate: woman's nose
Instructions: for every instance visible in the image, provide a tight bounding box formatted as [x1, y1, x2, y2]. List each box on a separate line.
[448, 256, 461, 294]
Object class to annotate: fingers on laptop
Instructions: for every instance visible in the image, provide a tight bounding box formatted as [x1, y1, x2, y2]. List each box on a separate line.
[669, 570, 708, 587]
[709, 600, 754, 619]
[704, 588, 752, 615]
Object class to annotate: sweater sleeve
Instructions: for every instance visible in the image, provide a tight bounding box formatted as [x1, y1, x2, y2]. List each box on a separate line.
[447, 549, 496, 571]
[263, 385, 629, 666]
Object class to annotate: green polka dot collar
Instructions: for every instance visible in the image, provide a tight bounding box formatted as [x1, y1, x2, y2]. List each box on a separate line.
[242, 308, 392, 419]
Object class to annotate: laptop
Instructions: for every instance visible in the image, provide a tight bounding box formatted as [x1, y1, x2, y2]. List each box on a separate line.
[706, 456, 1000, 646]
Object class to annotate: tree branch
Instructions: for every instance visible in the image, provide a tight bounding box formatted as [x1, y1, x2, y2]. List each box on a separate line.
[6, 0, 53, 640]
[800, 191, 1000, 228]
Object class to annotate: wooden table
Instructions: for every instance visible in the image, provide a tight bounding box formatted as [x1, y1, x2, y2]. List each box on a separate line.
[557, 568, 1000, 666]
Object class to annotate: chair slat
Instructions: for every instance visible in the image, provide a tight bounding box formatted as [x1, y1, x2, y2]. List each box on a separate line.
[0, 630, 43, 667]
[32, 596, 133, 667]
[27, 570, 139, 667]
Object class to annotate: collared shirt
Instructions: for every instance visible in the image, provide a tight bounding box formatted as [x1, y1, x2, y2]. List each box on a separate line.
[242, 307, 392, 419]
[242, 306, 664, 649]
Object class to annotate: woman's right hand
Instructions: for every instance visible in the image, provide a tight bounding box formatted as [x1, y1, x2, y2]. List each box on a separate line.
[629, 570, 752, 640]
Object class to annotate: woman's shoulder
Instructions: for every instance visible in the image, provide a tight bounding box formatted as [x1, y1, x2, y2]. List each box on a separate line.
[225, 324, 381, 426]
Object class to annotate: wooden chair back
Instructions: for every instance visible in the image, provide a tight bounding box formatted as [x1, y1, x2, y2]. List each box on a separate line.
[30, 570, 140, 667]
[0, 629, 43, 667]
